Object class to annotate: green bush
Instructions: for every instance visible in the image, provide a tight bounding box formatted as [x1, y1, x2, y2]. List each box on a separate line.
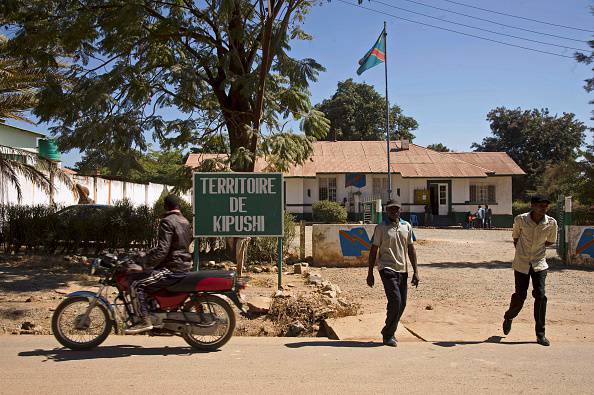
[512, 200, 530, 218]
[572, 203, 594, 225]
[247, 212, 297, 264]
[312, 200, 347, 223]
[0, 205, 58, 253]
[153, 191, 193, 220]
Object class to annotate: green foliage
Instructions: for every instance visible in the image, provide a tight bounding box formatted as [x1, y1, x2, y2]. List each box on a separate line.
[0, 204, 58, 253]
[512, 200, 531, 218]
[427, 143, 451, 152]
[153, 191, 193, 220]
[76, 149, 192, 193]
[0, 144, 76, 203]
[575, 18, 594, 126]
[247, 212, 297, 264]
[572, 203, 594, 226]
[0, 199, 195, 253]
[312, 200, 348, 223]
[3, 0, 328, 172]
[537, 147, 594, 206]
[315, 79, 418, 142]
[0, 34, 65, 123]
[472, 107, 587, 199]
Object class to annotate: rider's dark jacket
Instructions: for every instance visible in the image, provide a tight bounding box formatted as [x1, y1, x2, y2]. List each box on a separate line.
[143, 210, 193, 272]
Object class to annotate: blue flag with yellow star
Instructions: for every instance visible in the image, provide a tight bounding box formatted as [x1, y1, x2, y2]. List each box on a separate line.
[357, 28, 386, 75]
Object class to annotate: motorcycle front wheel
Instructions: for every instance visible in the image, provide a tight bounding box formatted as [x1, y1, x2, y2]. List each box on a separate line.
[181, 295, 235, 351]
[51, 296, 113, 350]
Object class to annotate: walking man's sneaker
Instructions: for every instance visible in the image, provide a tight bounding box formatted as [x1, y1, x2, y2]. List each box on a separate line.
[383, 336, 397, 347]
[125, 317, 153, 334]
[536, 335, 550, 346]
[503, 318, 512, 335]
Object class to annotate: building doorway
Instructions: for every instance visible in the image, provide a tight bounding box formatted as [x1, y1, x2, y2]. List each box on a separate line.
[429, 183, 449, 216]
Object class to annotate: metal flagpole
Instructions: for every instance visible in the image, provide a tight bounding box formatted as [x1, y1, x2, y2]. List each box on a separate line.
[384, 21, 392, 200]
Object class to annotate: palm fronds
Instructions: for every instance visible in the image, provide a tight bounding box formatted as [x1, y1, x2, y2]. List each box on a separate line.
[0, 145, 77, 203]
[0, 34, 65, 123]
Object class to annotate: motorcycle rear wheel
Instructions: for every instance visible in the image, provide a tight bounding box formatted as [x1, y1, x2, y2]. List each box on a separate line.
[181, 295, 235, 351]
[52, 296, 113, 350]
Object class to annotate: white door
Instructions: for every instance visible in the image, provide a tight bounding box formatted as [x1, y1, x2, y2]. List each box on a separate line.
[437, 183, 448, 215]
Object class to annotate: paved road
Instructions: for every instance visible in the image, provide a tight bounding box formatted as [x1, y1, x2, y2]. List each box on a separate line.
[2, 336, 593, 394]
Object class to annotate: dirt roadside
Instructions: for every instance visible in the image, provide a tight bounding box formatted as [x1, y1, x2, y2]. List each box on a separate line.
[1, 228, 593, 342]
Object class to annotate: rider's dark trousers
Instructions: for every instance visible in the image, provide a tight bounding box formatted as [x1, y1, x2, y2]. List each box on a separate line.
[130, 269, 186, 317]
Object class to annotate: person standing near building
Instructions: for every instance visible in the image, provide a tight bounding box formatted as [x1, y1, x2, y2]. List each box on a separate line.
[424, 204, 433, 227]
[485, 204, 493, 229]
[502, 195, 558, 346]
[477, 205, 485, 228]
[367, 200, 420, 347]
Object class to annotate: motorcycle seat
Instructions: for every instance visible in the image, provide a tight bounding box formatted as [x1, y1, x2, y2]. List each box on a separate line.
[166, 270, 235, 292]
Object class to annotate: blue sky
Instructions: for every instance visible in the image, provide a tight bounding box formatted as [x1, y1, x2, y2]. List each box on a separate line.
[6, 0, 594, 166]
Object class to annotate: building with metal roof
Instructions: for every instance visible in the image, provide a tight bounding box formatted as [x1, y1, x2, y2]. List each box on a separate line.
[186, 140, 525, 227]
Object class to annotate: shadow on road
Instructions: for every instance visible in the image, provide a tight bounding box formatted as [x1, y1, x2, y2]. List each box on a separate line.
[285, 340, 384, 348]
[433, 335, 535, 348]
[417, 259, 594, 272]
[18, 344, 217, 362]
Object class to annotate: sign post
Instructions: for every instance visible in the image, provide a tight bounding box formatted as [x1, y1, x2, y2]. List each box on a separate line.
[193, 173, 284, 286]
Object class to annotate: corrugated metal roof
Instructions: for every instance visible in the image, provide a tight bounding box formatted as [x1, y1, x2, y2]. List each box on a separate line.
[186, 141, 525, 178]
[449, 152, 525, 175]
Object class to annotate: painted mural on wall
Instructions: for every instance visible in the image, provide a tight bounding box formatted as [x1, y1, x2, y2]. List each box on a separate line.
[568, 226, 594, 267]
[339, 227, 371, 257]
[576, 228, 594, 258]
[345, 173, 366, 188]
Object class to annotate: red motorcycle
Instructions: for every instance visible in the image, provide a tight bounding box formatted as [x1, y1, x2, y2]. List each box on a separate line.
[52, 254, 247, 351]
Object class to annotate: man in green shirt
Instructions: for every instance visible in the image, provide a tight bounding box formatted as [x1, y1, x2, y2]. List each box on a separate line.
[367, 200, 420, 347]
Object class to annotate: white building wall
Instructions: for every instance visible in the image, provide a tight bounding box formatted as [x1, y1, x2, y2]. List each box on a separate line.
[2, 173, 181, 208]
[302, 178, 316, 213]
[405, 178, 427, 214]
[285, 178, 304, 214]
[244, 173, 514, 218]
[449, 176, 512, 215]
[451, 178, 469, 207]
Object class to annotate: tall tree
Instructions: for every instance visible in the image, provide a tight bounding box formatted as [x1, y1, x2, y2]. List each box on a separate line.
[426, 143, 450, 152]
[2, 0, 329, 172]
[537, 139, 594, 206]
[315, 79, 418, 141]
[472, 107, 586, 199]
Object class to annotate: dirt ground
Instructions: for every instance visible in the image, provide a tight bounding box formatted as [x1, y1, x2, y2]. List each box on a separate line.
[1, 228, 593, 342]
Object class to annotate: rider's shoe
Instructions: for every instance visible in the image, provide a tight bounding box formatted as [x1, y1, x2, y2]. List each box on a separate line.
[125, 317, 153, 334]
[503, 318, 512, 335]
[382, 336, 397, 347]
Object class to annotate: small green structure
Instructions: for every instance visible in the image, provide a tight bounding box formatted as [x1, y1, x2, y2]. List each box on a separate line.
[38, 138, 61, 162]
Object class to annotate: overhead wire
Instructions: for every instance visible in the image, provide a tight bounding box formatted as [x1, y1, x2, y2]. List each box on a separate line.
[369, 0, 589, 52]
[385, 0, 587, 43]
[336, 0, 576, 59]
[439, 0, 594, 33]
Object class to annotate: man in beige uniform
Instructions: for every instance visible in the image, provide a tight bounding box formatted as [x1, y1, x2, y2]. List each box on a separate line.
[503, 195, 558, 346]
[367, 200, 419, 347]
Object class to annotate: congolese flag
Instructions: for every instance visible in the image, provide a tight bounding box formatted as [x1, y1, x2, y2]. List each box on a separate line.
[356, 28, 386, 75]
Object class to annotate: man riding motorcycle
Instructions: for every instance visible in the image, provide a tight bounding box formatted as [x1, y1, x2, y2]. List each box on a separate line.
[127, 194, 193, 334]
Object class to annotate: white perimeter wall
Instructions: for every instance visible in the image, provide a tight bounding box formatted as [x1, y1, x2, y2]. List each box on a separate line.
[2, 173, 190, 207]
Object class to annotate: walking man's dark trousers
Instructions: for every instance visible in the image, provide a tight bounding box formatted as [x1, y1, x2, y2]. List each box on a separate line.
[504, 267, 547, 337]
[379, 269, 408, 337]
